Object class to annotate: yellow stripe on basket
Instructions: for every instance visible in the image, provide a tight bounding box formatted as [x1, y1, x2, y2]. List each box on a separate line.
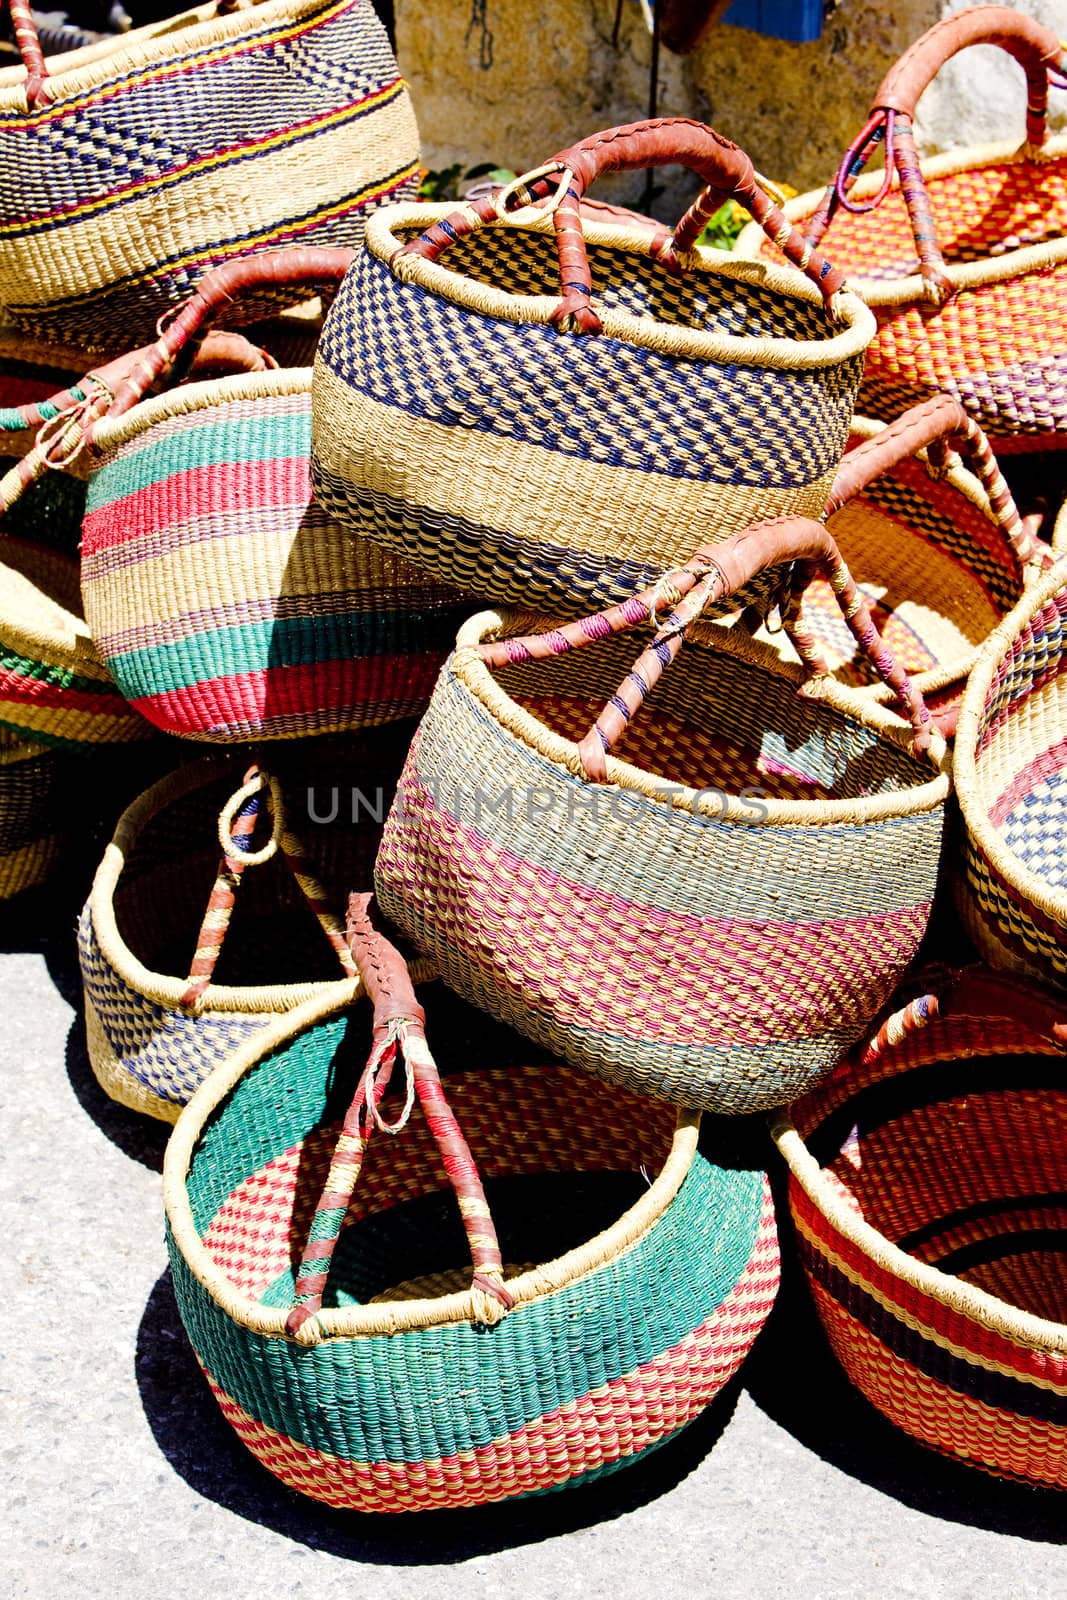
[0, 700, 146, 742]
[311, 361, 839, 570]
[793, 1209, 1067, 1398]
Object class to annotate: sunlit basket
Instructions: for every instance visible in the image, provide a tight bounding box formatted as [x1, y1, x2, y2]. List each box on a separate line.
[734, 8, 1067, 453]
[312, 116, 874, 620]
[0, 0, 420, 347]
[375, 515, 950, 1114]
[954, 557, 1067, 986]
[775, 965, 1067, 1489]
[163, 898, 779, 1512]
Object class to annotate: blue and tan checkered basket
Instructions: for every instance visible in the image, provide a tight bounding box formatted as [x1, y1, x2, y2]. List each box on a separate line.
[311, 116, 875, 620]
[0, 0, 420, 348]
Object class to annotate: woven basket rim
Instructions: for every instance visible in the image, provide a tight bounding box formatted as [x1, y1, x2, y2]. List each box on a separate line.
[735, 136, 1067, 304]
[955, 557, 1067, 928]
[452, 608, 950, 826]
[0, 537, 107, 675]
[163, 985, 703, 1339]
[370, 203, 876, 371]
[88, 366, 312, 460]
[86, 754, 358, 1013]
[0, 0, 339, 104]
[771, 1027, 1067, 1357]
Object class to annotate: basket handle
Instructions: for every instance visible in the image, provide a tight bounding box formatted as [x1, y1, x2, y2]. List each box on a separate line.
[179, 766, 357, 1011]
[479, 513, 941, 777]
[284, 893, 513, 1346]
[401, 117, 847, 333]
[8, 0, 50, 108]
[807, 8, 1067, 305]
[862, 966, 1067, 1060]
[826, 394, 1043, 573]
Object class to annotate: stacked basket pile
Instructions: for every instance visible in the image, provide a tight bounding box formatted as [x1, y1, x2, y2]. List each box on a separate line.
[3, 0, 1067, 1514]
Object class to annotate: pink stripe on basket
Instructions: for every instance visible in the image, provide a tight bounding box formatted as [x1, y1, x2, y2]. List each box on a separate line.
[380, 772, 930, 1048]
[82, 458, 312, 553]
[987, 734, 1067, 829]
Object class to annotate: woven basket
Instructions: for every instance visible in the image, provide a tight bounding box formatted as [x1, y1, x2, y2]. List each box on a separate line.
[0, 724, 73, 894]
[774, 965, 1067, 1489]
[0, 249, 468, 744]
[954, 557, 1067, 987]
[78, 744, 403, 1121]
[734, 8, 1067, 453]
[748, 396, 1049, 729]
[163, 895, 779, 1512]
[0, 0, 419, 348]
[311, 117, 875, 620]
[375, 514, 951, 1114]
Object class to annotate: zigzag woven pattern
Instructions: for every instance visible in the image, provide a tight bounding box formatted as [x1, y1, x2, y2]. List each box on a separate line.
[168, 1036, 780, 1512]
[311, 214, 865, 615]
[956, 574, 1067, 987]
[0, 0, 420, 345]
[781, 1004, 1067, 1488]
[374, 626, 946, 1113]
[82, 379, 471, 742]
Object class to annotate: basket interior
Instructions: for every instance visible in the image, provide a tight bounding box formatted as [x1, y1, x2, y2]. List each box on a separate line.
[494, 626, 927, 803]
[0, 469, 86, 557]
[187, 1010, 680, 1309]
[762, 156, 1067, 283]
[112, 739, 412, 988]
[795, 1020, 1067, 1325]
[0, 536, 85, 642]
[972, 583, 1067, 890]
[394, 219, 838, 344]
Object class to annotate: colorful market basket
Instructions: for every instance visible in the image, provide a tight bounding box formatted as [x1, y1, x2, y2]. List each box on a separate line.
[375, 514, 951, 1114]
[734, 7, 1067, 452]
[774, 965, 1067, 1489]
[163, 895, 779, 1512]
[0, 0, 420, 348]
[311, 116, 876, 619]
[754, 395, 1048, 725]
[954, 557, 1067, 988]
[78, 745, 398, 1121]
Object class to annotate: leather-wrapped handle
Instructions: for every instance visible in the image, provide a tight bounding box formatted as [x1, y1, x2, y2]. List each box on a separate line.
[825, 394, 1041, 572]
[402, 118, 846, 334]
[480, 513, 940, 777]
[281, 894, 513, 1345]
[810, 9, 1066, 303]
[861, 964, 1067, 1062]
[9, 0, 50, 108]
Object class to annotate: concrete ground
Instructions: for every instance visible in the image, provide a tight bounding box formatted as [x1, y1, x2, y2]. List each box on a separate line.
[3, 847, 1065, 1600]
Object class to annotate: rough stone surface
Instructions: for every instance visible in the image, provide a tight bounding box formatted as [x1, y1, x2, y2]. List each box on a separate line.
[397, 0, 1067, 211]
[3, 860, 1067, 1597]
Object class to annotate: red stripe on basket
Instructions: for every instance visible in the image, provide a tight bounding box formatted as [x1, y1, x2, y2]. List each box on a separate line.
[987, 735, 1067, 829]
[82, 458, 312, 552]
[198, 1201, 779, 1512]
[0, 671, 122, 713]
[791, 1181, 1067, 1389]
[979, 637, 1067, 757]
[130, 654, 444, 735]
[381, 772, 930, 1047]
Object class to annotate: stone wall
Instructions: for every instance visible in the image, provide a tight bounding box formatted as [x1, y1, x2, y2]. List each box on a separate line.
[396, 0, 1066, 211]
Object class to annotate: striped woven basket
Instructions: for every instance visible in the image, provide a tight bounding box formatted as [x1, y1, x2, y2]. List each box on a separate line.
[311, 117, 875, 619]
[0, 0, 420, 348]
[734, 8, 1067, 453]
[375, 514, 951, 1114]
[748, 396, 1049, 730]
[774, 965, 1067, 1489]
[954, 556, 1067, 987]
[78, 747, 396, 1121]
[163, 895, 779, 1512]
[0, 724, 73, 895]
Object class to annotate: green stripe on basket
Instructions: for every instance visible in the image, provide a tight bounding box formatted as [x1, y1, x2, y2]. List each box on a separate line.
[85, 409, 310, 510]
[105, 606, 457, 696]
[0, 644, 114, 696]
[168, 1152, 763, 1460]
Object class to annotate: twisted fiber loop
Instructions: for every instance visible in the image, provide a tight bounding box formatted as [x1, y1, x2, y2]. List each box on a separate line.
[401, 117, 846, 337]
[8, 0, 50, 108]
[286, 894, 512, 1345]
[0, 379, 112, 515]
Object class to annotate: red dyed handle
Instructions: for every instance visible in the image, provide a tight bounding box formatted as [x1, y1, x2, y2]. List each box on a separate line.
[480, 513, 938, 778]
[9, 0, 50, 108]
[283, 895, 512, 1341]
[862, 965, 1067, 1061]
[403, 118, 845, 335]
[825, 395, 1041, 573]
